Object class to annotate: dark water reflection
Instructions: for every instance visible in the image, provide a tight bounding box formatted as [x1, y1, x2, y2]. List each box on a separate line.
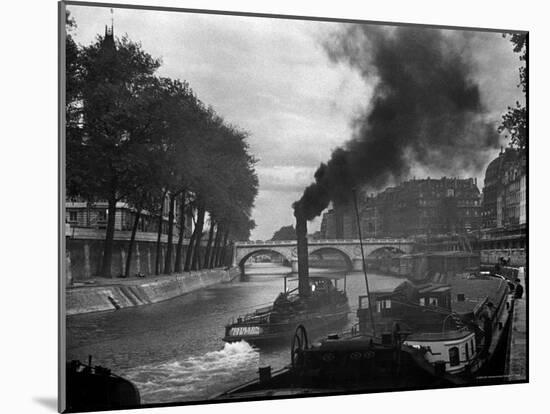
[66, 263, 405, 403]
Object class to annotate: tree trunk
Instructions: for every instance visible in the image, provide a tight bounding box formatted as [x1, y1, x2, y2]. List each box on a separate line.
[155, 191, 167, 275]
[124, 210, 141, 278]
[163, 194, 176, 274]
[203, 220, 215, 269]
[184, 208, 197, 271]
[100, 194, 117, 278]
[210, 224, 222, 268]
[174, 193, 186, 273]
[219, 230, 229, 267]
[191, 204, 206, 270]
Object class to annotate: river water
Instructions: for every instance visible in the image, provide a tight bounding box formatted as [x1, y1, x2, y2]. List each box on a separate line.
[66, 264, 405, 404]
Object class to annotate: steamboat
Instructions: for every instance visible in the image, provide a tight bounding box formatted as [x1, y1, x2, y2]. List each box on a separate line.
[223, 273, 349, 344]
[223, 207, 350, 345]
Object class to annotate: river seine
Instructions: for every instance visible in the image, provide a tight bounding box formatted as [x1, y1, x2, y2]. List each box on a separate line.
[66, 264, 406, 404]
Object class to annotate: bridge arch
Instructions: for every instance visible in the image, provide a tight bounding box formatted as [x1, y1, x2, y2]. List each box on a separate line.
[237, 248, 292, 270]
[367, 246, 407, 257]
[308, 246, 353, 271]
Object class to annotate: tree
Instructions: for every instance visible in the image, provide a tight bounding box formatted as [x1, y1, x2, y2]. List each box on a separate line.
[66, 32, 161, 277]
[498, 33, 527, 153]
[174, 192, 189, 272]
[271, 225, 297, 241]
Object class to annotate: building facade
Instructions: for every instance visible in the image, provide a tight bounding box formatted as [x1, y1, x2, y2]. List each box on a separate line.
[481, 148, 526, 229]
[66, 196, 193, 238]
[320, 177, 481, 239]
[478, 148, 527, 253]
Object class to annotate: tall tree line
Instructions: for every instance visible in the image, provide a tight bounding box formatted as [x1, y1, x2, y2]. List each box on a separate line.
[65, 14, 258, 277]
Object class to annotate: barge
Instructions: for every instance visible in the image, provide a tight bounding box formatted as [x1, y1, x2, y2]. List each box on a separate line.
[363, 267, 514, 377]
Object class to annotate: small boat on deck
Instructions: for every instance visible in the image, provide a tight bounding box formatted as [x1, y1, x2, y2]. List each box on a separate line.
[223, 273, 350, 345]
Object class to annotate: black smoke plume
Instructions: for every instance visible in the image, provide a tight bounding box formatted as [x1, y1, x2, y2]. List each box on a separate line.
[293, 25, 500, 220]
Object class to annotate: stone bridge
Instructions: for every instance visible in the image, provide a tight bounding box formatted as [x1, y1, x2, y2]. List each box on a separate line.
[233, 239, 415, 272]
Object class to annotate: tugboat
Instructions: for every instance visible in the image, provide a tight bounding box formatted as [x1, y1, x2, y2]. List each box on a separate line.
[224, 207, 350, 345]
[65, 356, 140, 412]
[223, 273, 350, 344]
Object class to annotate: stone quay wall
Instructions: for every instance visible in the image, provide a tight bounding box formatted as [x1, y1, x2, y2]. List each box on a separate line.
[66, 267, 240, 315]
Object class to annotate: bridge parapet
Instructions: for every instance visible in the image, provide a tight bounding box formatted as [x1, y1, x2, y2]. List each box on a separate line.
[233, 238, 416, 270]
[235, 238, 412, 246]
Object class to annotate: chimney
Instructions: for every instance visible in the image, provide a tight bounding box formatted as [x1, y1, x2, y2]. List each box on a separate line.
[294, 205, 310, 297]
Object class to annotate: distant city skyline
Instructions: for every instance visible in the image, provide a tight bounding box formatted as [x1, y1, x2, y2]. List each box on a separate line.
[67, 4, 524, 240]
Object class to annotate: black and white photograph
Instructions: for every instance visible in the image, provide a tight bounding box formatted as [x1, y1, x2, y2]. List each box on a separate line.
[59, 1, 528, 412]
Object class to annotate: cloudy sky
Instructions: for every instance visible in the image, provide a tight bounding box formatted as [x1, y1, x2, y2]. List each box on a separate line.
[67, 4, 523, 240]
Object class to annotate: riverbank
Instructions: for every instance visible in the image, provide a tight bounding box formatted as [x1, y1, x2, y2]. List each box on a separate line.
[66, 267, 240, 315]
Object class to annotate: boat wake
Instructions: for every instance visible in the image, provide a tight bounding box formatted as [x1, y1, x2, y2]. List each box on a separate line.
[123, 341, 259, 404]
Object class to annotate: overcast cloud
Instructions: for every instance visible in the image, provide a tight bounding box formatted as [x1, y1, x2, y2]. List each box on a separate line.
[68, 5, 523, 240]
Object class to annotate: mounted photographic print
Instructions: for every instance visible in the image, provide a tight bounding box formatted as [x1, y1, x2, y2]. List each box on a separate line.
[59, 1, 528, 412]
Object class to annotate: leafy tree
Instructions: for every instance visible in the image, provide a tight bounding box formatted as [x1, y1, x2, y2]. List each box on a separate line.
[271, 225, 297, 241]
[498, 33, 527, 153]
[66, 32, 161, 277]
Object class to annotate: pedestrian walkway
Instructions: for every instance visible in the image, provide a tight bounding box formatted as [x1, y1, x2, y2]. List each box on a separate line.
[68, 268, 230, 289]
[505, 267, 527, 382]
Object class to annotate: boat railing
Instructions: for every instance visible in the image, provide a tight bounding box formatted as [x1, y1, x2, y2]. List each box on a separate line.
[227, 310, 271, 326]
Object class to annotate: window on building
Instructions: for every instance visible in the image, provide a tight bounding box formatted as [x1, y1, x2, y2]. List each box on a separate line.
[419, 297, 426, 306]
[429, 297, 439, 306]
[69, 211, 77, 222]
[376, 299, 392, 313]
[449, 346, 460, 366]
[447, 188, 455, 197]
[465, 342, 469, 360]
[98, 210, 107, 222]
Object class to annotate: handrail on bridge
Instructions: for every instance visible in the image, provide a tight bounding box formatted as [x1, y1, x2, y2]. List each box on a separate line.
[235, 238, 412, 246]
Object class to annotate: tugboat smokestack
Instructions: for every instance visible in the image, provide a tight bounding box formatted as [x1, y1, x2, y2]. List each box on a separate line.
[294, 205, 310, 297]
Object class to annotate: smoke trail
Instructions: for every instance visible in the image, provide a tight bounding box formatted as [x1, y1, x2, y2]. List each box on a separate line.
[294, 25, 500, 219]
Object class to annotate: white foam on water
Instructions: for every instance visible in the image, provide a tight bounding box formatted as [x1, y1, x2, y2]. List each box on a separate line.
[123, 341, 260, 404]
